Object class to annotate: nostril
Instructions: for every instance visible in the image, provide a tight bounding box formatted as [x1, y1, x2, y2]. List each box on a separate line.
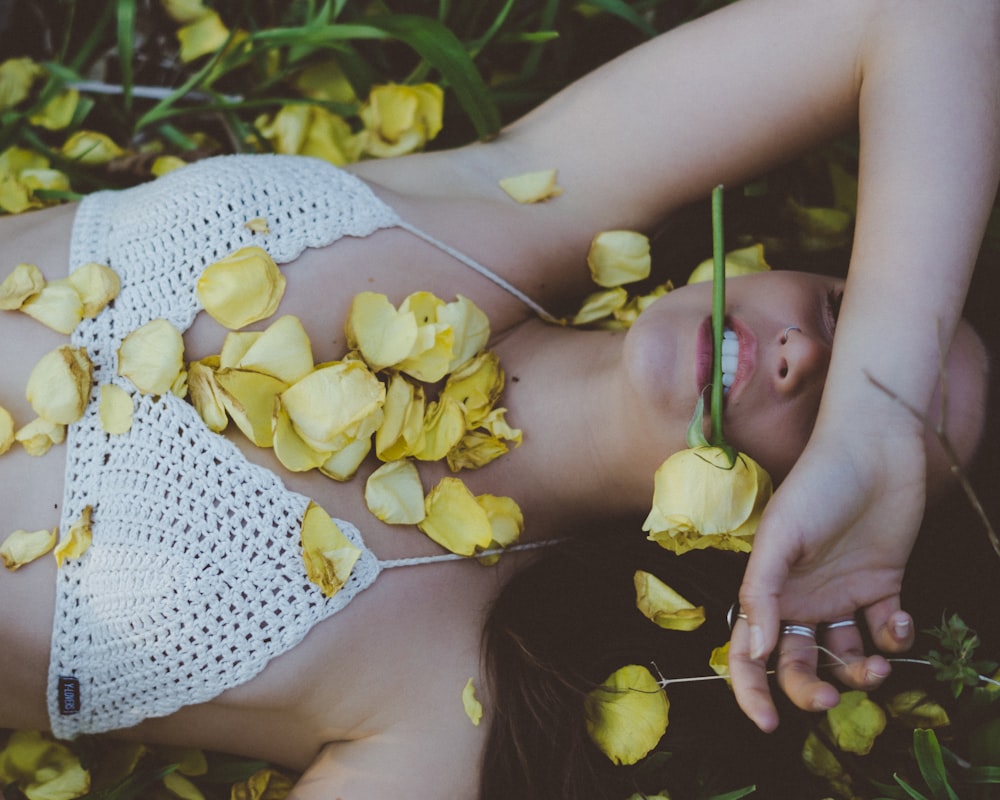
[779, 361, 788, 379]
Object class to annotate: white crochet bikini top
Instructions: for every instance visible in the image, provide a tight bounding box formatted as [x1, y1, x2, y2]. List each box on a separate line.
[48, 154, 555, 739]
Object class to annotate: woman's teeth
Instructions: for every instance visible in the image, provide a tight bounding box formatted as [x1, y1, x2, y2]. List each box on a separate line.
[721, 328, 739, 392]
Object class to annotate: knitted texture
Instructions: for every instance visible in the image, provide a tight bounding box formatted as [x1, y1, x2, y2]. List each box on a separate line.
[49, 155, 401, 738]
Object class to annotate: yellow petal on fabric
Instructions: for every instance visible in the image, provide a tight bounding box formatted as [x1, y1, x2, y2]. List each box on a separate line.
[440, 351, 503, 427]
[643, 447, 772, 555]
[374, 373, 425, 461]
[215, 368, 288, 447]
[584, 665, 669, 766]
[0, 730, 90, 800]
[418, 477, 493, 556]
[68, 262, 120, 318]
[229, 768, 295, 800]
[0, 57, 42, 112]
[152, 155, 188, 176]
[885, 690, 950, 729]
[281, 360, 384, 453]
[272, 396, 330, 472]
[15, 417, 65, 456]
[587, 230, 652, 288]
[412, 397, 465, 462]
[28, 88, 79, 131]
[365, 459, 425, 524]
[197, 246, 286, 330]
[99, 383, 134, 434]
[0, 262, 46, 309]
[463, 678, 484, 726]
[1, 527, 58, 570]
[827, 690, 886, 756]
[476, 493, 523, 548]
[244, 217, 270, 234]
[20, 280, 84, 334]
[301, 501, 362, 597]
[177, 10, 230, 62]
[633, 570, 706, 631]
[318, 435, 372, 482]
[163, 772, 205, 800]
[687, 244, 772, 285]
[0, 404, 14, 455]
[234, 315, 314, 383]
[61, 130, 125, 165]
[25, 345, 92, 425]
[438, 295, 490, 372]
[570, 287, 628, 326]
[187, 359, 228, 432]
[118, 318, 185, 395]
[499, 169, 563, 204]
[54, 505, 92, 568]
[360, 83, 444, 158]
[345, 292, 418, 371]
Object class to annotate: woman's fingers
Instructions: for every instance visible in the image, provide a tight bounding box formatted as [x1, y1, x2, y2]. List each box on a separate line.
[865, 597, 915, 653]
[820, 619, 892, 691]
[774, 625, 840, 713]
[729, 620, 780, 733]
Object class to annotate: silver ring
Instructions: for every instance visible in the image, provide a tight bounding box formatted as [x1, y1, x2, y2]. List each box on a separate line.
[781, 325, 801, 343]
[824, 619, 858, 630]
[727, 603, 748, 629]
[780, 623, 816, 639]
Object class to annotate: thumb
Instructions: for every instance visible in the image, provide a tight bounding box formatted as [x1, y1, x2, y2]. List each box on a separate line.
[739, 531, 793, 661]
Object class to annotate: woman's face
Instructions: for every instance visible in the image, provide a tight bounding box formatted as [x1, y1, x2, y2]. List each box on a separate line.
[624, 270, 843, 481]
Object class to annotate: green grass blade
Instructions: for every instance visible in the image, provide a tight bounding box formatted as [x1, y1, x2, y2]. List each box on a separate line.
[584, 0, 658, 36]
[913, 729, 960, 800]
[116, 0, 136, 112]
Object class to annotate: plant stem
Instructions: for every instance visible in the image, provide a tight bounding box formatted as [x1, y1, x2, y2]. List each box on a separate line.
[710, 184, 726, 446]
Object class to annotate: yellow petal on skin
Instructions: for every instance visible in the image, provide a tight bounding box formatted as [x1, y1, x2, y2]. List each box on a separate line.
[463, 678, 484, 726]
[152, 155, 188, 177]
[438, 295, 490, 372]
[1, 527, 58, 570]
[587, 230, 652, 288]
[301, 501, 362, 597]
[187, 359, 228, 432]
[68, 262, 120, 318]
[20, 279, 84, 334]
[15, 417, 65, 456]
[318, 435, 372, 482]
[479, 408, 521, 445]
[0, 404, 14, 455]
[476, 493, 523, 548]
[244, 217, 270, 234]
[99, 383, 134, 435]
[687, 244, 771, 285]
[215, 368, 288, 448]
[197, 246, 286, 330]
[346, 291, 418, 371]
[219, 331, 261, 368]
[440, 351, 503, 427]
[633, 570, 706, 631]
[412, 397, 465, 462]
[445, 431, 509, 472]
[235, 315, 314, 383]
[118, 318, 185, 395]
[364, 460, 425, 524]
[570, 287, 628, 326]
[584, 665, 669, 766]
[177, 10, 230, 62]
[397, 321, 453, 383]
[827, 690, 886, 756]
[29, 88, 79, 131]
[272, 396, 330, 472]
[281, 360, 385, 453]
[61, 130, 126, 165]
[613, 281, 673, 328]
[163, 772, 205, 800]
[374, 373, 425, 461]
[418, 477, 493, 556]
[54, 505, 93, 568]
[0, 262, 46, 309]
[885, 690, 950, 729]
[498, 169, 563, 204]
[26, 345, 93, 425]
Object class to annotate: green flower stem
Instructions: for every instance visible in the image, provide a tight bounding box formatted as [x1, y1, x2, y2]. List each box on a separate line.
[710, 185, 726, 447]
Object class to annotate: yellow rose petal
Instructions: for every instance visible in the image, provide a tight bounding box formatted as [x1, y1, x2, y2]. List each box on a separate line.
[570, 287, 628, 326]
[0, 262, 45, 309]
[15, 417, 65, 456]
[446, 431, 509, 472]
[162, 772, 205, 800]
[99, 383, 134, 434]
[587, 230, 652, 288]
[709, 642, 731, 685]
[0, 405, 14, 455]
[360, 83, 444, 158]
[301, 502, 362, 597]
[364, 460, 425, 524]
[476, 493, 523, 548]
[219, 331, 261, 368]
[161, 0, 211, 24]
[26, 345, 93, 425]
[440, 351, 503, 427]
[499, 169, 563, 204]
[374, 373, 425, 461]
[412, 397, 465, 462]
[479, 408, 521, 445]
[418, 477, 493, 556]
[28, 88, 79, 131]
[152, 155, 187, 176]
[438, 295, 490, 372]
[886, 690, 950, 729]
[215, 368, 288, 448]
[177, 10, 230, 62]
[346, 291, 418, 371]
[687, 244, 771, 285]
[463, 678, 484, 727]
[20, 279, 84, 334]
[187, 359, 228, 432]
[319, 435, 372, 482]
[1, 527, 58, 570]
[118, 318, 185, 395]
[68, 262, 120, 318]
[244, 217, 270, 234]
[613, 281, 672, 328]
[827, 691, 886, 756]
[0, 730, 91, 799]
[197, 246, 286, 330]
[61, 130, 125, 165]
[272, 396, 330, 472]
[54, 506, 93, 568]
[584, 665, 669, 766]
[0, 57, 43, 112]
[229, 768, 295, 800]
[633, 570, 706, 631]
[235, 315, 314, 383]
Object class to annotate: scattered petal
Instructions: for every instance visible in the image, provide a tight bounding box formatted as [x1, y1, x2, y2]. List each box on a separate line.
[256, 104, 364, 166]
[1, 527, 58, 570]
[886, 690, 950, 729]
[15, 417, 65, 456]
[360, 83, 444, 158]
[177, 10, 230, 62]
[99, 383, 134, 434]
[318, 435, 372, 481]
[418, 477, 493, 556]
[0, 404, 14, 454]
[229, 768, 295, 800]
[0, 730, 90, 800]
[634, 570, 706, 631]
[708, 642, 731, 684]
[476, 493, 522, 548]
[0, 262, 45, 309]
[686, 243, 772, 285]
[827, 690, 886, 755]
[587, 231, 651, 288]
[374, 373, 425, 461]
[346, 291, 419, 371]
[272, 395, 330, 472]
[244, 217, 270, 234]
[163, 772, 205, 800]
[54, 506, 92, 568]
[187, 358, 228, 432]
[499, 169, 563, 204]
[28, 88, 79, 131]
[412, 397, 465, 461]
[301, 502, 362, 597]
[365, 460, 425, 524]
[570, 287, 628, 326]
[26, 345, 93, 424]
[197, 246, 286, 329]
[215, 368, 288, 447]
[20, 280, 84, 334]
[438, 295, 490, 372]
[61, 130, 125, 165]
[584, 664, 669, 765]
[233, 315, 313, 383]
[463, 678, 484, 726]
[0, 57, 43, 112]
[118, 318, 185, 395]
[152, 155, 188, 176]
[440, 351, 503, 427]
[68, 262, 120, 318]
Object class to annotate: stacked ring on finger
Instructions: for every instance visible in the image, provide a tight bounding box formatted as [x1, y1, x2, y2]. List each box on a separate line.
[824, 619, 858, 631]
[780, 623, 817, 639]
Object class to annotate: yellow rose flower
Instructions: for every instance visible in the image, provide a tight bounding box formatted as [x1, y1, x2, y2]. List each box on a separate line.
[26, 344, 93, 425]
[587, 231, 652, 288]
[633, 570, 706, 631]
[643, 446, 772, 555]
[584, 664, 669, 766]
[360, 83, 444, 158]
[256, 104, 364, 166]
[197, 246, 286, 330]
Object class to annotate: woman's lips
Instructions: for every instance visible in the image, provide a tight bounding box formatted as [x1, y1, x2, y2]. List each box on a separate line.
[695, 316, 756, 400]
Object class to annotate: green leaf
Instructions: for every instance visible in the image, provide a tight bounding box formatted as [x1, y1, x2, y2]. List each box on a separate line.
[893, 773, 932, 800]
[116, 0, 136, 112]
[584, 0, 658, 37]
[707, 785, 757, 800]
[913, 729, 960, 800]
[685, 395, 709, 448]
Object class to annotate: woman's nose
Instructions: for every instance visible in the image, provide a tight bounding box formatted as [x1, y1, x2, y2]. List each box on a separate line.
[774, 326, 830, 394]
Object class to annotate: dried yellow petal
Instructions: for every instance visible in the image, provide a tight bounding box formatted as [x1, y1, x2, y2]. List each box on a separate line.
[412, 397, 465, 462]
[708, 642, 731, 684]
[20, 279, 84, 334]
[463, 678, 484, 726]
[418, 477, 493, 556]
[360, 83, 444, 158]
[234, 315, 313, 383]
[215, 368, 288, 448]
[570, 287, 628, 326]
[633, 570, 706, 631]
[229, 768, 295, 800]
[68, 262, 120, 318]
[476, 493, 522, 548]
[301, 502, 362, 597]
[440, 351, 503, 427]
[345, 291, 418, 371]
[187, 359, 228, 432]
[584, 665, 669, 766]
[244, 217, 270, 234]
[54, 505, 93, 568]
[886, 690, 950, 728]
[374, 373, 425, 461]
[479, 408, 521, 445]
[0, 262, 45, 309]
[177, 10, 230, 62]
[587, 231, 651, 288]
[26, 345, 92, 424]
[827, 690, 886, 755]
[118, 318, 185, 395]
[61, 129, 125, 165]
[318, 435, 372, 482]
[446, 431, 509, 472]
[272, 396, 330, 472]
[0, 405, 14, 455]
[197, 246, 286, 329]
[687, 244, 771, 285]
[1, 527, 57, 570]
[0, 730, 91, 799]
[438, 295, 490, 372]
[0, 57, 43, 112]
[364, 460, 425, 524]
[99, 383, 134, 434]
[499, 169, 563, 204]
[15, 417, 65, 456]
